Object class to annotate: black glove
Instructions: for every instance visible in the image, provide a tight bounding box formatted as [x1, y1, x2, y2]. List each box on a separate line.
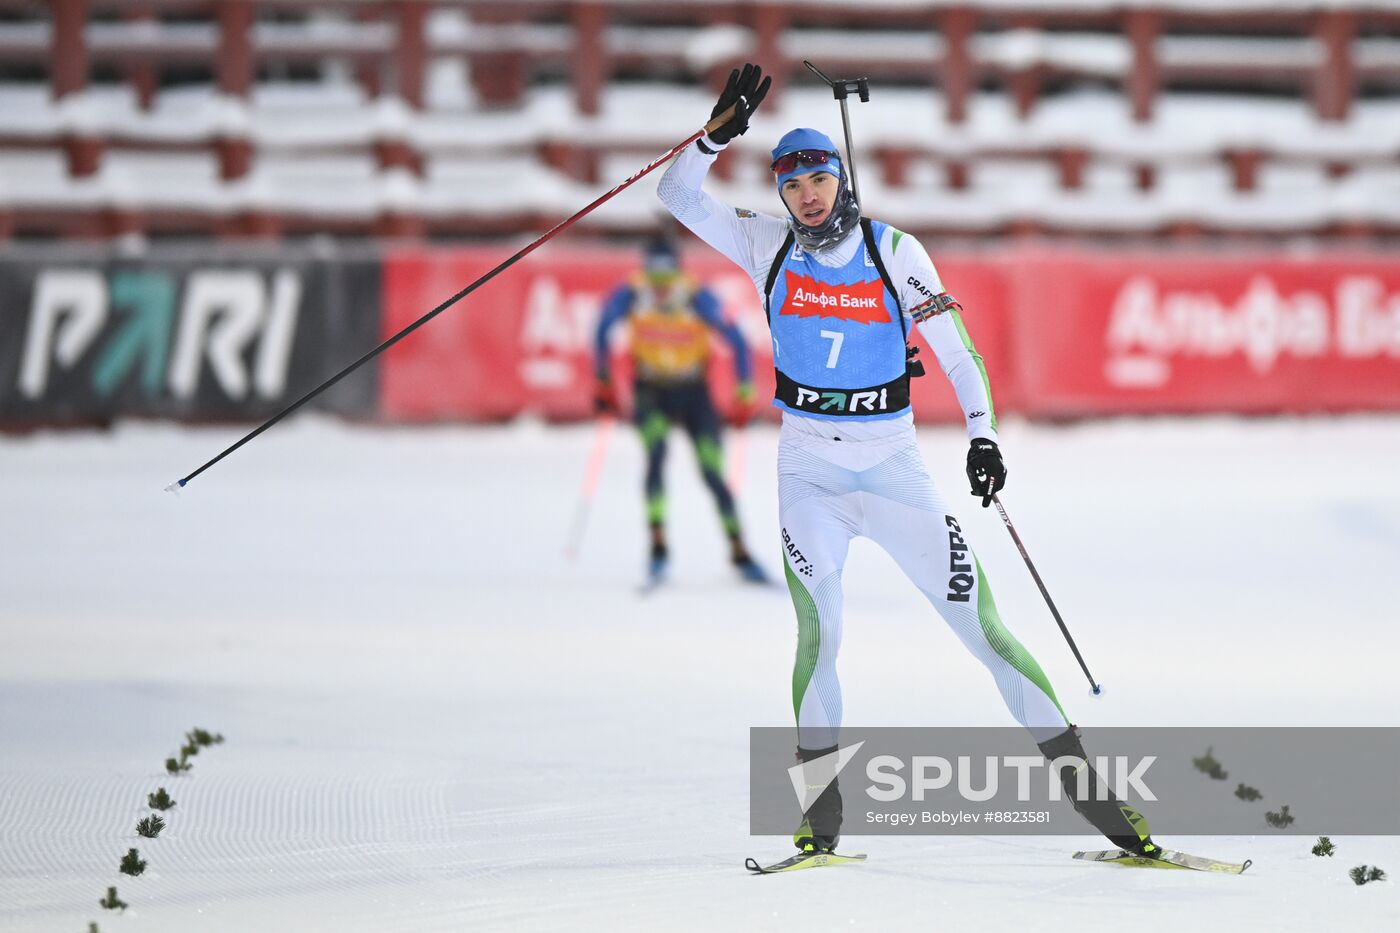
[966, 438, 1006, 508]
[706, 63, 772, 146]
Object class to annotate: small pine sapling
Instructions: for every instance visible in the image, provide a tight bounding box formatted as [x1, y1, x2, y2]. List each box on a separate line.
[1265, 804, 1295, 828]
[1191, 747, 1228, 780]
[165, 753, 192, 775]
[99, 887, 127, 911]
[135, 814, 164, 838]
[188, 727, 224, 748]
[148, 787, 176, 810]
[1234, 783, 1262, 801]
[118, 848, 146, 877]
[1311, 836, 1335, 856]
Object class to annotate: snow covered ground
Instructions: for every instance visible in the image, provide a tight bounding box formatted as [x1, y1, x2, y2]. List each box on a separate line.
[2, 416, 1398, 932]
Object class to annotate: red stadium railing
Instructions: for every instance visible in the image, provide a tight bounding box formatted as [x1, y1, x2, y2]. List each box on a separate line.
[0, 0, 1396, 242]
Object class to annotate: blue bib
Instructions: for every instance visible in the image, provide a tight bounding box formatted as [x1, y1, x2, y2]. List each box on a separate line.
[766, 220, 909, 421]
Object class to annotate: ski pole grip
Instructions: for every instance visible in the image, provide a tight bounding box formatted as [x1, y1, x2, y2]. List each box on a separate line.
[702, 103, 738, 137]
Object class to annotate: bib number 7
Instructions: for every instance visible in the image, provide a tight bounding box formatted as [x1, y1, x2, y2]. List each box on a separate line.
[819, 329, 844, 369]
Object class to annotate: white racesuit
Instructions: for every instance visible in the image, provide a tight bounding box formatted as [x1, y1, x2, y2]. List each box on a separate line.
[658, 137, 1071, 753]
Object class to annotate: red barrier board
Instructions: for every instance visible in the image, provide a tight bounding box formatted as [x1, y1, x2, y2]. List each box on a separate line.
[381, 246, 770, 421]
[1010, 252, 1400, 416]
[381, 245, 1400, 422]
[380, 245, 1015, 424]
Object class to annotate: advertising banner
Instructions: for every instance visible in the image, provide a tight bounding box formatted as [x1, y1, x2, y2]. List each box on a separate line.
[380, 246, 1400, 424]
[381, 246, 766, 423]
[378, 246, 1013, 424]
[5, 244, 1396, 427]
[1009, 253, 1400, 417]
[750, 726, 1400, 837]
[0, 248, 381, 424]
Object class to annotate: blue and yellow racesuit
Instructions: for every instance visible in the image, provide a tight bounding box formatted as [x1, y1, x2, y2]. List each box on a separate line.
[593, 245, 763, 581]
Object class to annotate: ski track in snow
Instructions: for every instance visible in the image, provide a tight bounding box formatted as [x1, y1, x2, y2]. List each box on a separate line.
[2, 417, 1398, 932]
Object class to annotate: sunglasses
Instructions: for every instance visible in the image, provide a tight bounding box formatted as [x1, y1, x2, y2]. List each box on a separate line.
[771, 149, 834, 176]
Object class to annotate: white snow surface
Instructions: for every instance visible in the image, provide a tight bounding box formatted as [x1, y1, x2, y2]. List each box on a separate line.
[2, 416, 1399, 932]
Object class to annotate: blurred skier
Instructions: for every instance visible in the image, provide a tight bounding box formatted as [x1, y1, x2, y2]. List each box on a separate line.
[593, 236, 768, 587]
[658, 64, 1157, 861]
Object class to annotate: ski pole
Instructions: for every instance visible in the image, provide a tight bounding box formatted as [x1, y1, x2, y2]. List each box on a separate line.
[991, 494, 1104, 696]
[802, 60, 870, 206]
[564, 415, 616, 560]
[166, 104, 744, 493]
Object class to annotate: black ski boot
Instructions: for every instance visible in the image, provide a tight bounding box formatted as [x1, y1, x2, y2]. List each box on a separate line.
[1038, 725, 1158, 856]
[647, 541, 668, 585]
[729, 535, 769, 584]
[646, 522, 669, 586]
[792, 744, 843, 853]
[732, 550, 769, 584]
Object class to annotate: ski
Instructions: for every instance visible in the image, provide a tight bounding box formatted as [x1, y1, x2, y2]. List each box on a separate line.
[745, 851, 868, 874]
[1073, 847, 1251, 874]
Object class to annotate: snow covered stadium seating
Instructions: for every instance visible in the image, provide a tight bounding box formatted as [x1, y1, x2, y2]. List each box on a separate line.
[0, 0, 1398, 242]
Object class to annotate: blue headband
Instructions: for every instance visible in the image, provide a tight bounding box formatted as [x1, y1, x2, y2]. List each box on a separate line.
[771, 127, 842, 187]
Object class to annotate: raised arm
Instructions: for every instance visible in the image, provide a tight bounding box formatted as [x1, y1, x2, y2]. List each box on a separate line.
[657, 141, 789, 280]
[656, 63, 789, 285]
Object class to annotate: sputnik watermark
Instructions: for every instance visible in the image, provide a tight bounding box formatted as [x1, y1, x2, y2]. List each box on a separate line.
[864, 810, 1051, 826]
[788, 750, 1157, 808]
[753, 727, 1400, 835]
[866, 754, 1157, 803]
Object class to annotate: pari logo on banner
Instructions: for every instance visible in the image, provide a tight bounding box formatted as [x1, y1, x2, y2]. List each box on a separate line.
[1104, 274, 1400, 388]
[19, 267, 302, 401]
[780, 272, 890, 324]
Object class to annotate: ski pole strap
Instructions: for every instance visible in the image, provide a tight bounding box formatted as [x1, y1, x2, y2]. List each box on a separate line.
[859, 217, 906, 342]
[774, 369, 910, 417]
[859, 215, 927, 380]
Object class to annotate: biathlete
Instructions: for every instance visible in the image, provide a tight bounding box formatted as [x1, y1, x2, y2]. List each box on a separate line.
[658, 63, 1158, 859]
[594, 237, 769, 586]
